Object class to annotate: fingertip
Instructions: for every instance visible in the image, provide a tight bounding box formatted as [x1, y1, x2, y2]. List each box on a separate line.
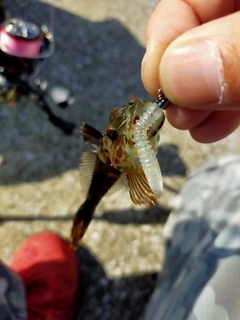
[142, 0, 198, 99]
[160, 12, 240, 107]
[160, 39, 227, 106]
[189, 110, 240, 143]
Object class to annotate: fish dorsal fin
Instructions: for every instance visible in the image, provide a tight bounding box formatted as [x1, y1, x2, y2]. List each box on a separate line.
[79, 151, 97, 198]
[81, 123, 103, 146]
[126, 167, 157, 206]
[105, 173, 129, 197]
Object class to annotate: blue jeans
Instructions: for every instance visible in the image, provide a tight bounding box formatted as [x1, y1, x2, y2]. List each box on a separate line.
[0, 262, 26, 320]
[141, 154, 240, 320]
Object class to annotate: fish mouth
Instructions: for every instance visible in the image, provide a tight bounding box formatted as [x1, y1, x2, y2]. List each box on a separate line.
[132, 102, 163, 198]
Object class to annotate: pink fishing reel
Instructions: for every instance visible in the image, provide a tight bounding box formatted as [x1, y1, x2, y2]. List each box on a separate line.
[0, 17, 54, 58]
[0, 18, 42, 57]
[0, 18, 54, 80]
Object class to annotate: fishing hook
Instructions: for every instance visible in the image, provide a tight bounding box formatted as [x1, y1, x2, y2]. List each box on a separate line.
[156, 88, 170, 110]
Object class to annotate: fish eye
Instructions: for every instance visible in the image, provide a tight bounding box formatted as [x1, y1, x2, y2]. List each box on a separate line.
[106, 129, 118, 141]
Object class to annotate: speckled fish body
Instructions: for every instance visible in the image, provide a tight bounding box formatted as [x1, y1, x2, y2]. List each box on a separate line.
[71, 99, 165, 249]
[103, 100, 163, 170]
[103, 99, 165, 205]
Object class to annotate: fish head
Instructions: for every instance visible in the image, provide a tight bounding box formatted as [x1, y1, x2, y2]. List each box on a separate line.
[102, 99, 165, 171]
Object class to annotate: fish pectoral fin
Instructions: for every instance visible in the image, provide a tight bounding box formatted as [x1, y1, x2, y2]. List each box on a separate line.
[81, 123, 103, 146]
[79, 151, 97, 199]
[127, 168, 156, 206]
[105, 173, 129, 197]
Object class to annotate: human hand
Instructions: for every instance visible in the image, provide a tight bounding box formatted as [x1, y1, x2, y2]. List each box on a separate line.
[142, 0, 240, 143]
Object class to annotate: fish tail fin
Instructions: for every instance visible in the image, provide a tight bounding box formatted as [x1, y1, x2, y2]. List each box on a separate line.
[70, 201, 95, 250]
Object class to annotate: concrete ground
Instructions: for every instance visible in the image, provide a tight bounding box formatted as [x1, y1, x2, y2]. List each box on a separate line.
[0, 0, 239, 319]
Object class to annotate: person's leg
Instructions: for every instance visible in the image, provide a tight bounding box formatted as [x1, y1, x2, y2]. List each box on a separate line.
[141, 154, 240, 320]
[0, 262, 27, 320]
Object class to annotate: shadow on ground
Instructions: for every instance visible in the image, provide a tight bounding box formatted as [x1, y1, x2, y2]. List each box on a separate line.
[0, 0, 145, 184]
[76, 245, 157, 320]
[0, 203, 170, 225]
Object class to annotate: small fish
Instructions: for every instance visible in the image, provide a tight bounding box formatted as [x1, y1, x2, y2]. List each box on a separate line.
[71, 98, 166, 249]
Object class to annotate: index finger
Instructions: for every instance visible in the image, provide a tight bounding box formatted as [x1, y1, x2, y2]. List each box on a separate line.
[142, 0, 237, 97]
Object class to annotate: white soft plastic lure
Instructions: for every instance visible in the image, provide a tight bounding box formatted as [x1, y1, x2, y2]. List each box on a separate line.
[132, 89, 169, 199]
[133, 103, 164, 198]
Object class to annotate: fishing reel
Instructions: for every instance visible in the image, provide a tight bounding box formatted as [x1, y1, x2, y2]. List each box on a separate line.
[0, 16, 77, 135]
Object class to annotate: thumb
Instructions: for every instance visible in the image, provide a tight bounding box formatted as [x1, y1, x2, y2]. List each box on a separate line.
[160, 12, 240, 109]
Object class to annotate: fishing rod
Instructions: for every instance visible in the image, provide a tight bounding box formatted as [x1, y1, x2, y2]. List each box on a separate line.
[0, 1, 77, 135]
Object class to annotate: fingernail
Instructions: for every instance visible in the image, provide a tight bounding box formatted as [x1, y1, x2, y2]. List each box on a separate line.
[141, 41, 151, 78]
[141, 52, 147, 78]
[142, 41, 165, 97]
[160, 40, 227, 106]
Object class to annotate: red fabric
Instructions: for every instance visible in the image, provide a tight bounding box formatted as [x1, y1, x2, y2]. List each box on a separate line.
[9, 232, 80, 320]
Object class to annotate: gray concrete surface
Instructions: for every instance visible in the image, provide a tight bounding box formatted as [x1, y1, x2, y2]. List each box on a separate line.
[0, 0, 239, 319]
